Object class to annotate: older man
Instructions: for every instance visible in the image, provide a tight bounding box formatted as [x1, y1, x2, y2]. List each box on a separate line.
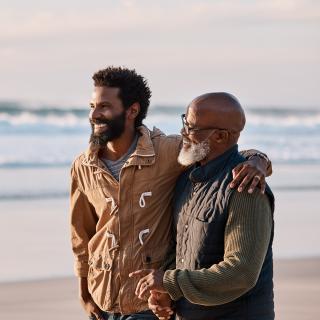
[131, 92, 275, 320]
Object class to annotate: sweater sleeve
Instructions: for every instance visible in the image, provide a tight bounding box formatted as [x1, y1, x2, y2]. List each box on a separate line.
[163, 189, 272, 305]
[70, 163, 98, 277]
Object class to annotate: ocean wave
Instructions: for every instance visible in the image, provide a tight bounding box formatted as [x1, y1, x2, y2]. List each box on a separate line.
[0, 112, 88, 126]
[1, 101, 320, 128]
[0, 101, 88, 116]
[246, 113, 320, 128]
[0, 152, 75, 168]
[1, 101, 319, 115]
[0, 191, 69, 201]
[1, 101, 320, 167]
[0, 161, 72, 169]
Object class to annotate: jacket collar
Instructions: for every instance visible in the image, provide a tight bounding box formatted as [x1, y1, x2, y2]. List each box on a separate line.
[82, 125, 159, 168]
[189, 144, 239, 183]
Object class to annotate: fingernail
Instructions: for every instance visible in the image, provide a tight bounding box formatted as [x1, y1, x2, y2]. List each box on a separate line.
[230, 183, 234, 188]
[248, 188, 253, 193]
[238, 187, 243, 192]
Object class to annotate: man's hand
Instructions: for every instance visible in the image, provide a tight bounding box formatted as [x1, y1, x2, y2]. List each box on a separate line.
[129, 269, 166, 299]
[230, 156, 269, 194]
[148, 291, 174, 320]
[79, 277, 103, 320]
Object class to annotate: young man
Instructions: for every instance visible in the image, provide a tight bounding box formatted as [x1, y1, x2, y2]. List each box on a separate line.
[70, 67, 271, 320]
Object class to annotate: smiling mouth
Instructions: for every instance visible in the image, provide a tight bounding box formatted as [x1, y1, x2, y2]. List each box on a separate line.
[93, 123, 108, 134]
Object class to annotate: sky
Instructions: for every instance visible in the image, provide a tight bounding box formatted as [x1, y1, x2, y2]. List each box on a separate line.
[1, 0, 319, 107]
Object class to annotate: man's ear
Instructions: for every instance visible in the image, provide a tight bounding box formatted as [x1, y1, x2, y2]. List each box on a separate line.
[215, 130, 229, 144]
[127, 102, 140, 120]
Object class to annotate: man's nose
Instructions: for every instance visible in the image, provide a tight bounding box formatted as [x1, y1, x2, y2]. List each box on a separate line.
[90, 106, 100, 120]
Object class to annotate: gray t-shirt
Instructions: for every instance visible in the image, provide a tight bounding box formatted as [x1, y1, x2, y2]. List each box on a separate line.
[101, 134, 139, 181]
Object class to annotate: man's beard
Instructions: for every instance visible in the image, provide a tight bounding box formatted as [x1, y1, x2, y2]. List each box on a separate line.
[177, 138, 210, 166]
[89, 111, 126, 147]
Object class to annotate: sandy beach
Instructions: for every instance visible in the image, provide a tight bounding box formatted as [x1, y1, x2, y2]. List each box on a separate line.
[0, 184, 320, 319]
[0, 258, 319, 320]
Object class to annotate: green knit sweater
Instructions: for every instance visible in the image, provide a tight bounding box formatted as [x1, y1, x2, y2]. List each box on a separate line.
[163, 189, 273, 306]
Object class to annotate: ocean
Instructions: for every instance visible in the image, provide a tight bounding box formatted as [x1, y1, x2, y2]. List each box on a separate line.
[1, 102, 320, 168]
[0, 101, 319, 282]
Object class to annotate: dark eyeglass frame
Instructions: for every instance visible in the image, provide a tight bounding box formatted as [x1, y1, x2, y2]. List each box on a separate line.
[181, 114, 232, 135]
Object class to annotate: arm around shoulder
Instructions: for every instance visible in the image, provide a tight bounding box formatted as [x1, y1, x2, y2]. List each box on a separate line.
[239, 149, 272, 177]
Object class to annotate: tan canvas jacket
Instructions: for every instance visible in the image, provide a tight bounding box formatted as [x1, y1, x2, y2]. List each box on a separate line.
[70, 125, 184, 314]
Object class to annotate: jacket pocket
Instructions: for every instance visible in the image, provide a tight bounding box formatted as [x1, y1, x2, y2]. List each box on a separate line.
[87, 255, 114, 310]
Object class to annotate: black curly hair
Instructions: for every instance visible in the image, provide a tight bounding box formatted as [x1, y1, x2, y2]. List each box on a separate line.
[92, 66, 152, 127]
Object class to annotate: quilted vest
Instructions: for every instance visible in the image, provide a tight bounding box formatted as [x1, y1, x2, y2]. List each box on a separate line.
[173, 145, 275, 320]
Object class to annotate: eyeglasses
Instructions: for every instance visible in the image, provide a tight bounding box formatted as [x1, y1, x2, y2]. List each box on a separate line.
[181, 114, 232, 135]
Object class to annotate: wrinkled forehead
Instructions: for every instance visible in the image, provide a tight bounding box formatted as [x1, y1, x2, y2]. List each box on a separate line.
[188, 99, 245, 132]
[185, 100, 215, 127]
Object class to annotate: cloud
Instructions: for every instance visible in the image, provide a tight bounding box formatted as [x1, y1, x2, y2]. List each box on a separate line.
[0, 0, 319, 105]
[1, 0, 319, 41]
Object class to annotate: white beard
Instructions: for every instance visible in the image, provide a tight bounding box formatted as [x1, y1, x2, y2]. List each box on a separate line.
[177, 139, 210, 166]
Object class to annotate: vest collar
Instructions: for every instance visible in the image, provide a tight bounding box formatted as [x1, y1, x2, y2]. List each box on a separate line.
[189, 144, 239, 183]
